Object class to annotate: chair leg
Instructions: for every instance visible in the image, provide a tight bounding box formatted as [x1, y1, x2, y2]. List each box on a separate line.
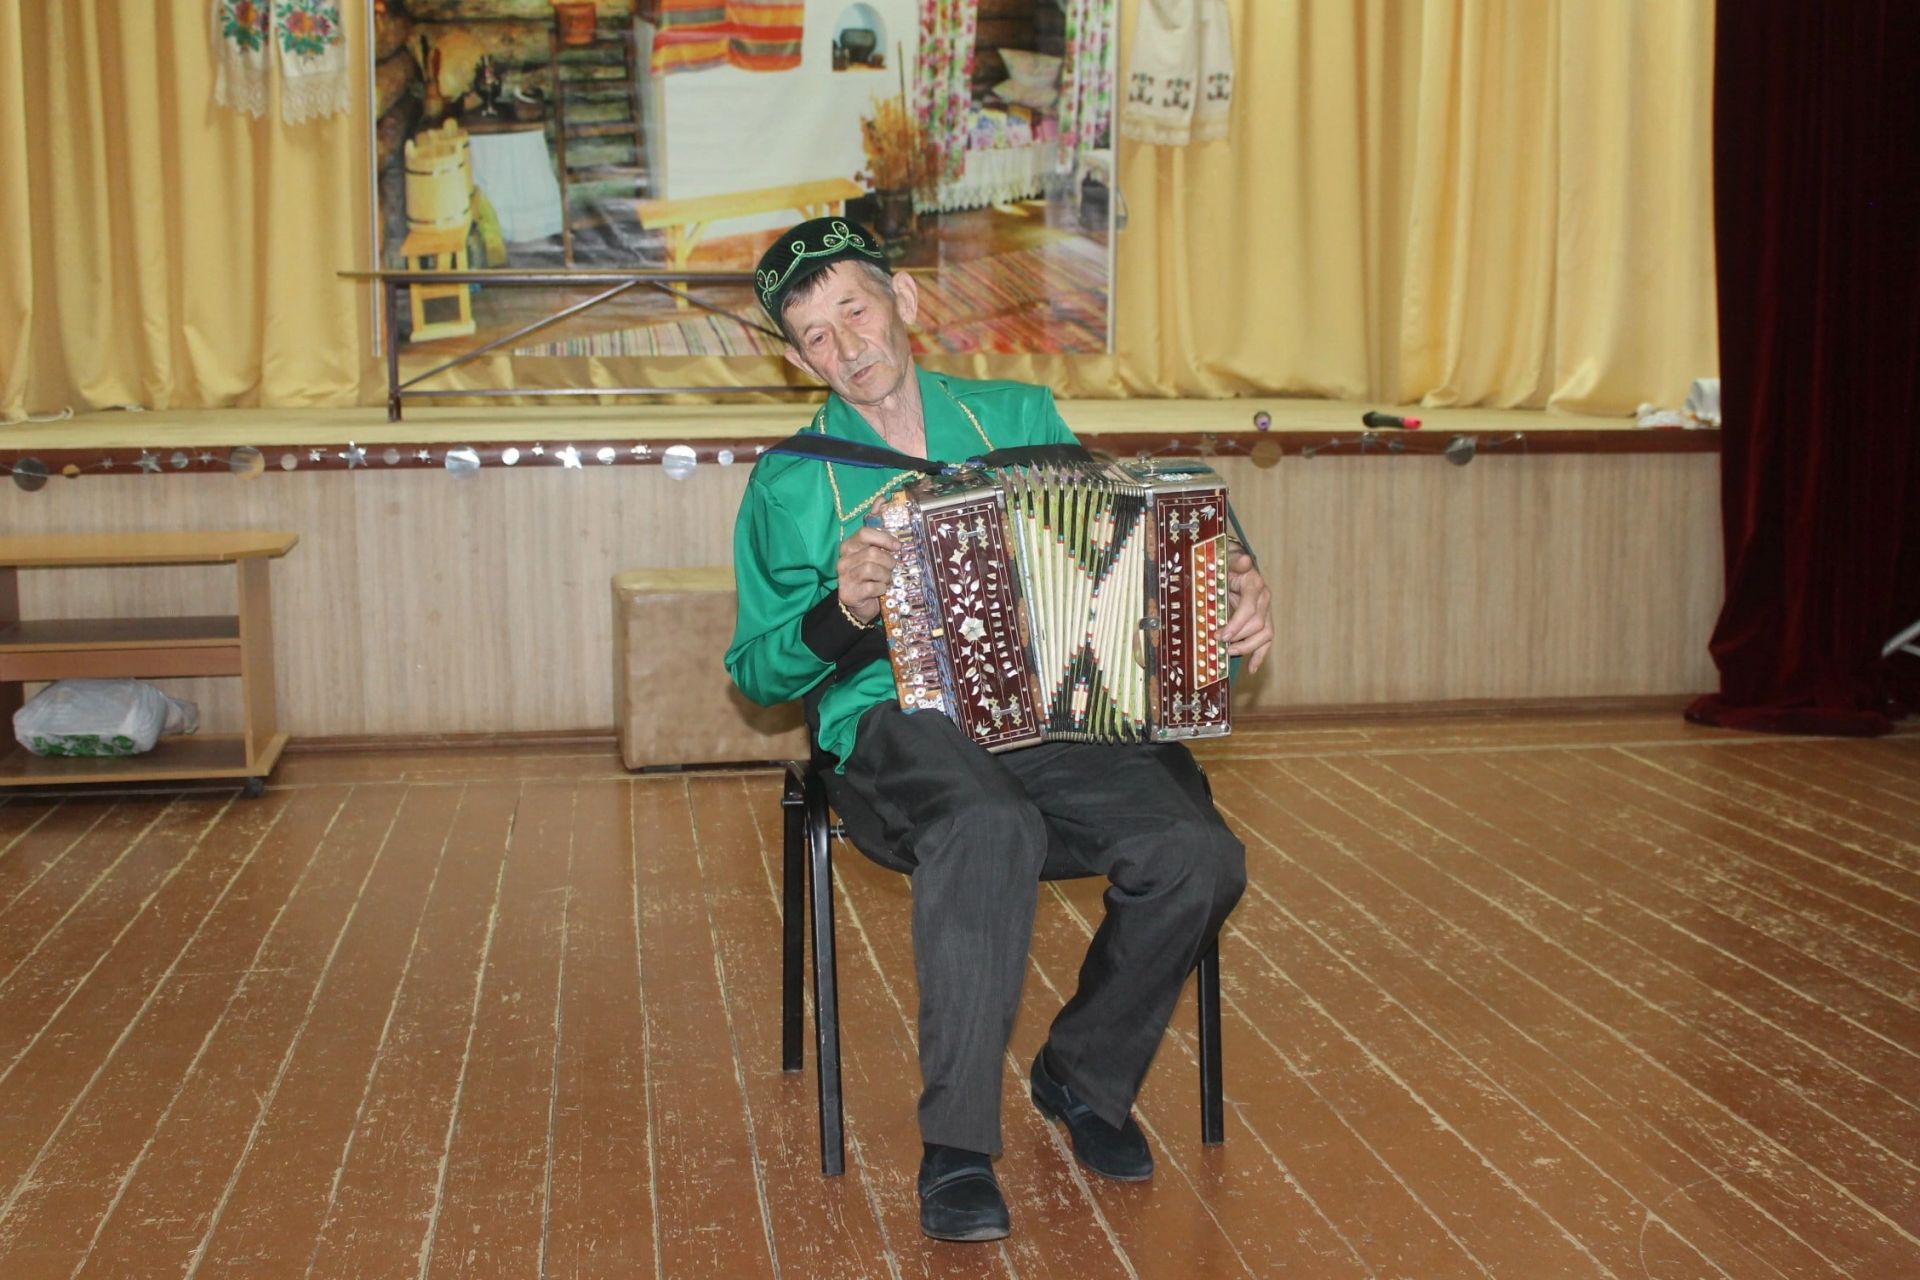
[1197, 936, 1224, 1145]
[780, 764, 806, 1073]
[804, 768, 846, 1176]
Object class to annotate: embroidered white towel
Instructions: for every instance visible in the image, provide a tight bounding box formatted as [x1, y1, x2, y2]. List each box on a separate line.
[213, 0, 349, 125]
[1120, 0, 1234, 146]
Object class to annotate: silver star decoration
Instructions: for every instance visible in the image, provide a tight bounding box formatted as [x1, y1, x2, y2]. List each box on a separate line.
[416, 449, 433, 462]
[530, 443, 545, 456]
[556, 445, 582, 469]
[197, 451, 215, 465]
[101, 457, 114, 470]
[630, 443, 652, 459]
[136, 450, 161, 474]
[309, 448, 325, 462]
[340, 442, 367, 469]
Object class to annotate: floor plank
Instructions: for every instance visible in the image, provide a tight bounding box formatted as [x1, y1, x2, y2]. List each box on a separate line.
[544, 780, 654, 1279]
[304, 783, 522, 1278]
[687, 775, 897, 1280]
[0, 796, 251, 1201]
[1354, 753, 1920, 1166]
[423, 782, 573, 1279]
[633, 779, 779, 1278]
[0, 800, 101, 918]
[1211, 767, 1789, 1280]
[1215, 757, 1864, 1280]
[188, 785, 452, 1277]
[0, 800, 179, 1055]
[1281, 753, 1919, 1278]
[74, 786, 375, 1275]
[0, 712, 1912, 1278]
[0, 790, 311, 1275]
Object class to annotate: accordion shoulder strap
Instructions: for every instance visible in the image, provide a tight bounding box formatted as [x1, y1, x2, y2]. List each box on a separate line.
[762, 433, 945, 474]
[972, 442, 1096, 468]
[762, 436, 1099, 475]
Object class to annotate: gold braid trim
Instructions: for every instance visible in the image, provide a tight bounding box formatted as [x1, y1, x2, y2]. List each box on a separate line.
[816, 381, 996, 526]
[837, 596, 879, 629]
[946, 385, 996, 453]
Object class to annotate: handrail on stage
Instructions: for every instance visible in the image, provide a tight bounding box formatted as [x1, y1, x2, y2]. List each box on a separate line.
[337, 267, 799, 421]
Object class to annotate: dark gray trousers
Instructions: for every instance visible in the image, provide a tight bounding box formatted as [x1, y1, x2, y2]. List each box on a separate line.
[826, 704, 1247, 1155]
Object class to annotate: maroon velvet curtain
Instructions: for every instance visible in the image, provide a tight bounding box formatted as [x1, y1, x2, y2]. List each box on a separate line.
[1686, 0, 1920, 736]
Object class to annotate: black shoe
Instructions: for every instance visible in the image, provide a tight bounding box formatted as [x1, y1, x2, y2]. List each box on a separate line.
[917, 1145, 1010, 1242]
[1029, 1047, 1154, 1181]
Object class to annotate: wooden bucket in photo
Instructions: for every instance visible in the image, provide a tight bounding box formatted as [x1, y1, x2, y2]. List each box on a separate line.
[404, 123, 472, 234]
[553, 2, 598, 46]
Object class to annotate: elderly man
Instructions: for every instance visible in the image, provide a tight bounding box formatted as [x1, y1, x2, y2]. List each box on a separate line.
[725, 217, 1270, 1242]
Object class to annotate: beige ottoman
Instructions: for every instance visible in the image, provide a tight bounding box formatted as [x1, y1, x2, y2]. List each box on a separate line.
[613, 567, 809, 769]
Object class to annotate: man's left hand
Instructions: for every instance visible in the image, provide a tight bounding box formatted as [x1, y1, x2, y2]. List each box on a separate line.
[1221, 549, 1274, 675]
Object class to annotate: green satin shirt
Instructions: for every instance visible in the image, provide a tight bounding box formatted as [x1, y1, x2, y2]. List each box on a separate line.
[725, 369, 1076, 765]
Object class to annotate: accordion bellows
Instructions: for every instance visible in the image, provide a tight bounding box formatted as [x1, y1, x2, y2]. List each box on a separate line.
[874, 458, 1233, 751]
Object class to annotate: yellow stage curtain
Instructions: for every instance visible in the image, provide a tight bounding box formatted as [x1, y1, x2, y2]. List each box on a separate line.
[0, 0, 371, 417]
[1, 0, 1713, 420]
[1110, 0, 1717, 412]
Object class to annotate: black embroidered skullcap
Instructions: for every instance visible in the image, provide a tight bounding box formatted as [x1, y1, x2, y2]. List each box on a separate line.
[754, 216, 891, 323]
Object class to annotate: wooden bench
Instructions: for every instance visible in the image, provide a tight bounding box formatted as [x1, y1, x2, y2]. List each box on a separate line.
[0, 531, 298, 793]
[613, 567, 806, 769]
[636, 177, 866, 276]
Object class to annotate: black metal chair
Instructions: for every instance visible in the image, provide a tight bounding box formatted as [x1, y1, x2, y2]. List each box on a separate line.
[779, 754, 1226, 1176]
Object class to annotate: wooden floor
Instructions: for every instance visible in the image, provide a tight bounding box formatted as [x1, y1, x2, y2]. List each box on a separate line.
[0, 712, 1915, 1278]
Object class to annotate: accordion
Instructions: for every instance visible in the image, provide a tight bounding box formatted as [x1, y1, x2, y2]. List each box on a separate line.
[873, 456, 1233, 751]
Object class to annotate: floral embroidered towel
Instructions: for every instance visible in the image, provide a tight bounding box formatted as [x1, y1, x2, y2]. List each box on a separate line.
[214, 0, 349, 124]
[1120, 0, 1233, 146]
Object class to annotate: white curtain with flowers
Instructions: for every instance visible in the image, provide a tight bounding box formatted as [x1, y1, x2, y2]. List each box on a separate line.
[915, 0, 979, 183]
[1055, 0, 1115, 178]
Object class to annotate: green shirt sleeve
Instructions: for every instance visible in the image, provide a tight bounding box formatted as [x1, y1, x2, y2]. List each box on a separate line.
[1039, 388, 1079, 446]
[725, 479, 861, 707]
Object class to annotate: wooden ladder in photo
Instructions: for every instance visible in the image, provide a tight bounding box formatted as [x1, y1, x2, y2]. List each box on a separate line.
[549, 22, 648, 265]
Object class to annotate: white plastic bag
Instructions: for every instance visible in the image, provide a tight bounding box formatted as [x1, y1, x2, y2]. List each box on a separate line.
[13, 679, 200, 758]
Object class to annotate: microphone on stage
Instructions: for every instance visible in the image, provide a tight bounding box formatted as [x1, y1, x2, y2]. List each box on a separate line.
[1361, 410, 1423, 430]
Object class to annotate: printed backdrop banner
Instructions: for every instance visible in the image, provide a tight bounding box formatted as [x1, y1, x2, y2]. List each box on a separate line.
[371, 0, 1118, 360]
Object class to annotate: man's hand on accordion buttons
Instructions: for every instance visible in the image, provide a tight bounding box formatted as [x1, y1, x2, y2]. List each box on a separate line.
[1223, 549, 1274, 674]
[837, 526, 900, 626]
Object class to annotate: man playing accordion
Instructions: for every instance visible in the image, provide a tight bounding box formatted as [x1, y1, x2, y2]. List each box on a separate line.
[725, 217, 1272, 1243]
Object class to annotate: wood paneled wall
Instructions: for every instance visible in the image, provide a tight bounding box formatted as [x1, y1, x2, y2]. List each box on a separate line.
[2, 452, 1721, 738]
[1224, 454, 1723, 706]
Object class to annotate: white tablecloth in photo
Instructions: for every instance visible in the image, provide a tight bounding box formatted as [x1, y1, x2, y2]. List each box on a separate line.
[929, 140, 1060, 213]
[468, 127, 564, 243]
